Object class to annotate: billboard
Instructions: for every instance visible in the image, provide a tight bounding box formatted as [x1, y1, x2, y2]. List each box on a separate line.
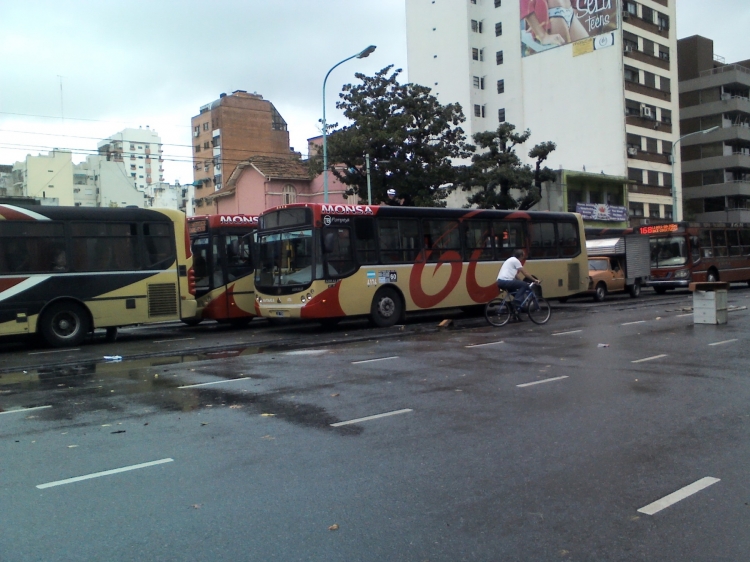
[520, 0, 619, 58]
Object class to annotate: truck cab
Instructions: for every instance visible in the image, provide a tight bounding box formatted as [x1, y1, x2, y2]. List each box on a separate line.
[587, 256, 626, 301]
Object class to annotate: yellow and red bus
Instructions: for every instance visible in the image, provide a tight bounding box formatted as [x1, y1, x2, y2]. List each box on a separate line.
[254, 203, 588, 326]
[637, 222, 750, 292]
[0, 204, 197, 347]
[186, 214, 257, 326]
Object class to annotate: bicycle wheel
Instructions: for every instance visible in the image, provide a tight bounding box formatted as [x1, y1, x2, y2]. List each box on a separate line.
[485, 297, 512, 327]
[527, 296, 551, 324]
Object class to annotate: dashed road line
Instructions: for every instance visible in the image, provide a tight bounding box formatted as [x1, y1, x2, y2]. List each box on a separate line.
[675, 313, 693, 318]
[331, 409, 413, 427]
[178, 377, 252, 389]
[351, 356, 399, 365]
[37, 458, 174, 489]
[517, 376, 569, 388]
[465, 341, 504, 348]
[637, 477, 720, 515]
[622, 321, 647, 326]
[0, 405, 52, 416]
[284, 349, 329, 356]
[708, 339, 738, 346]
[552, 330, 582, 336]
[632, 354, 668, 363]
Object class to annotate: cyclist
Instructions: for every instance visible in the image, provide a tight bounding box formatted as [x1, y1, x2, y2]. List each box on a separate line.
[496, 249, 539, 310]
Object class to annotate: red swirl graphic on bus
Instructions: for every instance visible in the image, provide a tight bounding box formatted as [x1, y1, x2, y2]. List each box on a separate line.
[465, 249, 500, 303]
[409, 250, 463, 308]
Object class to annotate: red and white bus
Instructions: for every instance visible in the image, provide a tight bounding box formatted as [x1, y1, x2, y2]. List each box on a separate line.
[186, 214, 257, 326]
[0, 204, 197, 347]
[637, 222, 750, 292]
[253, 203, 588, 326]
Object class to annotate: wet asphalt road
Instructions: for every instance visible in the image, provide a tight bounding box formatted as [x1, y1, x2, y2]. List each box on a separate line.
[1, 288, 750, 561]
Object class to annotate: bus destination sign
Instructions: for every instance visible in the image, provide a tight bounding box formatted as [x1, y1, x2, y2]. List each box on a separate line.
[637, 223, 680, 235]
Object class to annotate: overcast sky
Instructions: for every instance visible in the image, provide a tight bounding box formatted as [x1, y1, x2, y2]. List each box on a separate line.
[0, 0, 747, 185]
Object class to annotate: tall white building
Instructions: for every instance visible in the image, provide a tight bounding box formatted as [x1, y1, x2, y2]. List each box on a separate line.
[97, 127, 165, 194]
[406, 0, 680, 224]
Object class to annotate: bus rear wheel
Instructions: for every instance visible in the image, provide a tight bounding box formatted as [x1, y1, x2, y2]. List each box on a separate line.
[370, 287, 402, 328]
[39, 301, 90, 348]
[707, 269, 719, 283]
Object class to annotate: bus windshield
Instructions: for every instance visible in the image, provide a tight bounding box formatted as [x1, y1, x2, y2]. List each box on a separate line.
[256, 229, 315, 287]
[650, 236, 688, 267]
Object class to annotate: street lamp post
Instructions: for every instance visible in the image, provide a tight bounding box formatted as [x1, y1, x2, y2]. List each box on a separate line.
[671, 126, 719, 221]
[322, 45, 376, 204]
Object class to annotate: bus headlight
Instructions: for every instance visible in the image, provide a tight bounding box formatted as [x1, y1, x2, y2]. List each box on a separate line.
[675, 270, 690, 279]
[306, 293, 312, 301]
[301, 296, 306, 303]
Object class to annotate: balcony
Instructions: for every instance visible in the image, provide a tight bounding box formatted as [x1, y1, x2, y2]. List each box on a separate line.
[623, 48, 670, 71]
[682, 153, 750, 174]
[624, 80, 671, 102]
[680, 96, 750, 120]
[684, 180, 750, 200]
[626, 115, 673, 134]
[627, 149, 671, 165]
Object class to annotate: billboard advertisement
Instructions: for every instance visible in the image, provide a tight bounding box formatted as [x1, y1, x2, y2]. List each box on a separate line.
[521, 0, 619, 57]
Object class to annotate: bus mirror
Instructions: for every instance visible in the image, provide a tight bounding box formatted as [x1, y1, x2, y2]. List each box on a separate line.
[323, 231, 336, 254]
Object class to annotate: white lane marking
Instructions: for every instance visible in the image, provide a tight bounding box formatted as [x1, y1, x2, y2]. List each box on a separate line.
[465, 341, 504, 348]
[517, 376, 569, 388]
[708, 339, 738, 346]
[0, 405, 52, 416]
[36, 458, 174, 489]
[351, 356, 399, 365]
[284, 349, 329, 356]
[632, 354, 668, 363]
[637, 477, 721, 515]
[178, 377, 251, 389]
[28, 348, 81, 355]
[676, 313, 693, 317]
[152, 337, 195, 344]
[622, 321, 647, 326]
[331, 409, 413, 427]
[552, 330, 582, 336]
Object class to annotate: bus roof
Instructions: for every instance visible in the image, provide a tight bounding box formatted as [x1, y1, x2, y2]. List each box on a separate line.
[259, 202, 580, 224]
[0, 204, 179, 222]
[188, 214, 258, 229]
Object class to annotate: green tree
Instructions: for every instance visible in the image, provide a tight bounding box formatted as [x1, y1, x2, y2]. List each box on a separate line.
[314, 66, 472, 206]
[460, 123, 556, 210]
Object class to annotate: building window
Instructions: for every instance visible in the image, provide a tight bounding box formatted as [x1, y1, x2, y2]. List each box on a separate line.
[195, 144, 201, 153]
[624, 65, 639, 83]
[203, 141, 210, 149]
[479, 48, 484, 61]
[629, 202, 644, 217]
[641, 5, 654, 24]
[202, 122, 209, 131]
[660, 76, 671, 92]
[643, 71, 656, 88]
[474, 104, 481, 117]
[497, 79, 505, 93]
[624, 1, 637, 15]
[473, 76, 480, 88]
[480, 77, 485, 89]
[646, 137, 658, 153]
[282, 185, 297, 205]
[647, 170, 659, 185]
[472, 48, 479, 61]
[657, 12, 669, 29]
[496, 50, 503, 65]
[193, 126, 199, 136]
[642, 38, 655, 57]
[495, 22, 502, 36]
[471, 19, 483, 33]
[661, 108, 672, 124]
[498, 108, 506, 122]
[470, 0, 476, 3]
[664, 205, 673, 219]
[628, 167, 643, 184]
[659, 44, 670, 61]
[494, 0, 501, 6]
[649, 205, 661, 219]
[664, 173, 672, 188]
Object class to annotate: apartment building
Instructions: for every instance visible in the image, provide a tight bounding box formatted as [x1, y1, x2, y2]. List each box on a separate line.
[190, 90, 294, 214]
[405, 0, 679, 224]
[11, 150, 75, 206]
[678, 35, 750, 222]
[97, 127, 164, 193]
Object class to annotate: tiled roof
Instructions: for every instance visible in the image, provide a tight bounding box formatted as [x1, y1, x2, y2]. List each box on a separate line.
[208, 156, 310, 200]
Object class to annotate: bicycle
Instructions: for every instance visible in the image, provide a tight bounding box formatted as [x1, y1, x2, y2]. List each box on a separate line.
[484, 280, 551, 326]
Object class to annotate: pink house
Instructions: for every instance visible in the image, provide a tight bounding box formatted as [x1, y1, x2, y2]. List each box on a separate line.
[209, 155, 350, 215]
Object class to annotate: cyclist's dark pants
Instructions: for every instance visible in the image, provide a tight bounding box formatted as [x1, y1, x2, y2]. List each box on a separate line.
[496, 279, 531, 304]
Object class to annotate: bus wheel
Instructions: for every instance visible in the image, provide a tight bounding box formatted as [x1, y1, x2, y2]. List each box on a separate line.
[370, 287, 402, 328]
[593, 283, 607, 302]
[629, 282, 641, 298]
[39, 302, 90, 348]
[707, 269, 719, 283]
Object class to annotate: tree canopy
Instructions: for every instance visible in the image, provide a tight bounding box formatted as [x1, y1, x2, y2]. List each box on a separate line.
[459, 123, 557, 210]
[315, 66, 471, 207]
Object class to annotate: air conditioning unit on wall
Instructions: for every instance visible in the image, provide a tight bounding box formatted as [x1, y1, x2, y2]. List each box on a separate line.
[627, 147, 639, 156]
[641, 105, 653, 118]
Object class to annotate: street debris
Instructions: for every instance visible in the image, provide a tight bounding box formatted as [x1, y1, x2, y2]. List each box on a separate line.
[110, 430, 126, 434]
[597, 343, 610, 348]
[328, 524, 339, 531]
[261, 413, 275, 417]
[330, 393, 340, 397]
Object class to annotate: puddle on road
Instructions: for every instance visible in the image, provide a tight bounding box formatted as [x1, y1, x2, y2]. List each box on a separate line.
[0, 345, 359, 435]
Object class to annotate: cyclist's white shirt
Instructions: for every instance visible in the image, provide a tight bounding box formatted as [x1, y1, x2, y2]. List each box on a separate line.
[497, 257, 522, 281]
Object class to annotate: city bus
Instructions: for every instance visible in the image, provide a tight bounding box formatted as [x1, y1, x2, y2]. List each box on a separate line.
[0, 204, 197, 347]
[637, 222, 750, 292]
[186, 214, 257, 326]
[253, 203, 588, 326]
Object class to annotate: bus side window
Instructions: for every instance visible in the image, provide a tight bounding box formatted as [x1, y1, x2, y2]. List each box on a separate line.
[422, 219, 461, 262]
[462, 220, 494, 261]
[225, 235, 253, 282]
[690, 236, 701, 263]
[727, 230, 742, 256]
[354, 217, 377, 264]
[323, 227, 356, 277]
[558, 222, 580, 257]
[713, 230, 728, 257]
[143, 222, 176, 269]
[699, 230, 712, 258]
[529, 222, 558, 259]
[740, 229, 750, 255]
